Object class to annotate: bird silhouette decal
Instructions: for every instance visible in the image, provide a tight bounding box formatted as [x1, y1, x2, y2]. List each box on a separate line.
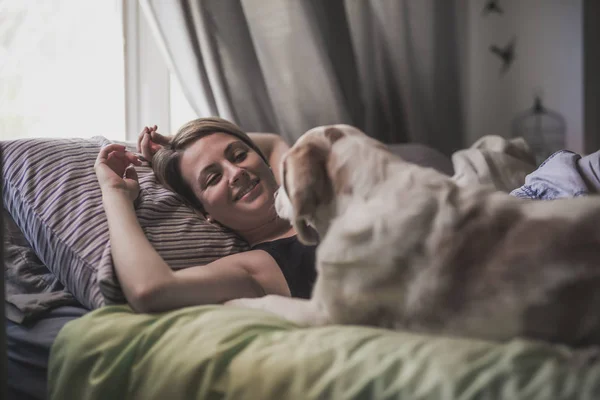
[482, 0, 503, 16]
[489, 37, 516, 75]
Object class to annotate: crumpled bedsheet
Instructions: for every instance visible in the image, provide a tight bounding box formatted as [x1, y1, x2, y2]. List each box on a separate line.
[452, 135, 537, 192]
[49, 305, 600, 400]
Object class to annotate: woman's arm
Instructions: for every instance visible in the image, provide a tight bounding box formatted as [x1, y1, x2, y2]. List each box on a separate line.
[248, 133, 290, 185]
[102, 190, 290, 313]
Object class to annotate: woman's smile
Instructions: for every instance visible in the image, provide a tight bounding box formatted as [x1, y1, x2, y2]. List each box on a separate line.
[234, 178, 262, 202]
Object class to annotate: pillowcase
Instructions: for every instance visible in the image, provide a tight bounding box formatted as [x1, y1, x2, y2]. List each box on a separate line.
[1, 137, 249, 309]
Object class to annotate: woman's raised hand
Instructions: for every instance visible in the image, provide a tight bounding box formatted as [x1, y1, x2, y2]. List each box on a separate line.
[137, 125, 172, 162]
[95, 144, 143, 202]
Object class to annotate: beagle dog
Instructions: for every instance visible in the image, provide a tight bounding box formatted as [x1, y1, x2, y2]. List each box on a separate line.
[229, 125, 600, 347]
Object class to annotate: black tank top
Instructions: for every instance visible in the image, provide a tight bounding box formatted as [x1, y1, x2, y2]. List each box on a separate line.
[252, 236, 317, 299]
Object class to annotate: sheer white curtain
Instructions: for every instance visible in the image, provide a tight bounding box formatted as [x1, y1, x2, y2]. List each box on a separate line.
[0, 0, 126, 140]
[141, 0, 464, 153]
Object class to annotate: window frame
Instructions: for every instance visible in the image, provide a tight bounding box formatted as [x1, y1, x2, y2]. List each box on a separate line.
[123, 0, 171, 141]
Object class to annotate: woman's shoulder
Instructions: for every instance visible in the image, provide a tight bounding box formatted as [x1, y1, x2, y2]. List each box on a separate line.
[252, 235, 300, 251]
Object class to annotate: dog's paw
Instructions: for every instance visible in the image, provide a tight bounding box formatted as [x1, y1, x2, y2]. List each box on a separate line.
[225, 296, 276, 311]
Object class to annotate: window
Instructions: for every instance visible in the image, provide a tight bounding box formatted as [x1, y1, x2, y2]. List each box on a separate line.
[0, 0, 126, 140]
[0, 0, 198, 141]
[124, 0, 198, 140]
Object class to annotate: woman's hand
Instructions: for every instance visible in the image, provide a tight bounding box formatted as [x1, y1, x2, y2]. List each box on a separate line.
[137, 125, 172, 162]
[95, 144, 142, 202]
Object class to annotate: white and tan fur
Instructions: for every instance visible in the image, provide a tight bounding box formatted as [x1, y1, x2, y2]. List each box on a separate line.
[230, 125, 600, 346]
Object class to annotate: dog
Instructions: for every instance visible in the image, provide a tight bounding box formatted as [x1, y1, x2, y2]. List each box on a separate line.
[228, 124, 600, 347]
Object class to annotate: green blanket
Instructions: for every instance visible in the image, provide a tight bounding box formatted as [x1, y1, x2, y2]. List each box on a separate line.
[49, 305, 600, 399]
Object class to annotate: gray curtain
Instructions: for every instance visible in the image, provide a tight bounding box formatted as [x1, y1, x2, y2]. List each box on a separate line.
[141, 0, 464, 154]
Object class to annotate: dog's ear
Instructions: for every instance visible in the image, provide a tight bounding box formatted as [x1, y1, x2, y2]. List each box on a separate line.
[283, 141, 334, 244]
[292, 218, 320, 245]
[324, 127, 345, 144]
[286, 142, 333, 216]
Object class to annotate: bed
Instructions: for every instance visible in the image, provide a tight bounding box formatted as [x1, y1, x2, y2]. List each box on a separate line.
[7, 134, 595, 400]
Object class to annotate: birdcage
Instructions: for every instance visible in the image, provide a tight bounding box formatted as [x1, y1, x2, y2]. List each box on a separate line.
[511, 95, 566, 165]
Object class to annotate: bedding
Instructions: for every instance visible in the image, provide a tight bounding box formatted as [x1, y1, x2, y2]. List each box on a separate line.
[49, 305, 600, 400]
[4, 210, 80, 324]
[3, 138, 458, 400]
[1, 137, 248, 309]
[8, 305, 88, 400]
[451, 135, 536, 192]
[511, 149, 600, 200]
[6, 136, 541, 399]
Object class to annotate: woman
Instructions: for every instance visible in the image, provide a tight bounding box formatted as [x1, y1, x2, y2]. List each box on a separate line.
[94, 117, 316, 313]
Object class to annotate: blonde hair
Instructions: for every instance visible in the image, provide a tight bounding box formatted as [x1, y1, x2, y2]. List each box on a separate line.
[152, 117, 268, 214]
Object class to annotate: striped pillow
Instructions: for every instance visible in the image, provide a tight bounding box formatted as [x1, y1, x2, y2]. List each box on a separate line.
[1, 137, 248, 309]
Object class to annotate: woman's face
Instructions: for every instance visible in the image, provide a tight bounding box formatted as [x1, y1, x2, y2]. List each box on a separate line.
[180, 132, 279, 232]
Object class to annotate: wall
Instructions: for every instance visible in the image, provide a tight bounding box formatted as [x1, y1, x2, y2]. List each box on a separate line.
[462, 0, 583, 153]
[584, 0, 600, 152]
